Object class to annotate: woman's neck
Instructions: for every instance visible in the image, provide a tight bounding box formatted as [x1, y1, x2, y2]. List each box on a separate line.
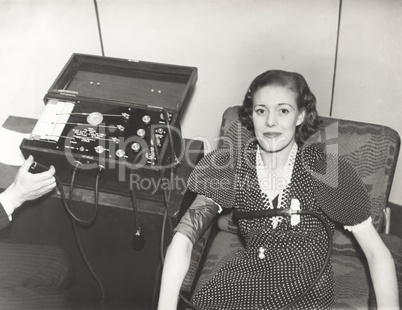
[259, 142, 295, 172]
[256, 142, 297, 200]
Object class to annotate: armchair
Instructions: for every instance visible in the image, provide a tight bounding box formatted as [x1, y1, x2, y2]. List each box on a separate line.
[181, 106, 402, 309]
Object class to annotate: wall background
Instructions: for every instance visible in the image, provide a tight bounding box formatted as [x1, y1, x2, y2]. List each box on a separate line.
[1, 0, 401, 204]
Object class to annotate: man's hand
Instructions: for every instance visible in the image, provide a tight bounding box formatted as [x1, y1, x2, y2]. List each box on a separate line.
[3, 155, 56, 212]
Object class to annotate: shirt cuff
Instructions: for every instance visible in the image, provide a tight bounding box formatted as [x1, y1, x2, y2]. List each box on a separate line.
[344, 216, 372, 232]
[0, 192, 14, 221]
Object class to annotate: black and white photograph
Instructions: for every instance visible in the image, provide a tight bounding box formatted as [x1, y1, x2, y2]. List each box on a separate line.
[0, 1, 401, 309]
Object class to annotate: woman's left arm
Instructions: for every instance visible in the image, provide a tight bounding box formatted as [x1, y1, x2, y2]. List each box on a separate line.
[353, 223, 399, 309]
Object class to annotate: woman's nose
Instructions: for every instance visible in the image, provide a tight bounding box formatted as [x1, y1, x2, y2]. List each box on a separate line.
[266, 113, 277, 127]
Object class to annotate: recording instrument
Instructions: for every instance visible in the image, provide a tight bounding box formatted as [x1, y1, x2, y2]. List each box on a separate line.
[18, 54, 200, 308]
[20, 53, 198, 201]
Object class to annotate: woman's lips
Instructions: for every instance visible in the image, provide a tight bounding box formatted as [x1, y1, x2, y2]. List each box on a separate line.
[263, 132, 281, 138]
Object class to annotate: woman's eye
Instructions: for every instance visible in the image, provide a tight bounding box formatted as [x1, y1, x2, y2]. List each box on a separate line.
[255, 109, 266, 115]
[279, 108, 289, 115]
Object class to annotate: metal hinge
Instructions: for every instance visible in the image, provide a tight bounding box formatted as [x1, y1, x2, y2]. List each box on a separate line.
[57, 89, 78, 97]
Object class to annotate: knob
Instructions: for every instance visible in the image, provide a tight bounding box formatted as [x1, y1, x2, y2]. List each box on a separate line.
[142, 115, 151, 125]
[131, 142, 141, 152]
[116, 149, 125, 158]
[87, 112, 103, 126]
[137, 129, 146, 138]
[95, 145, 105, 154]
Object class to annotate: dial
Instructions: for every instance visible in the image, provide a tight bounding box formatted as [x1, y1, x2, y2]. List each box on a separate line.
[87, 112, 103, 126]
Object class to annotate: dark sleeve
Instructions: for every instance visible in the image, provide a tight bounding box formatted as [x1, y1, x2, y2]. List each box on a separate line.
[174, 195, 220, 245]
[187, 148, 237, 210]
[0, 201, 10, 230]
[308, 149, 371, 226]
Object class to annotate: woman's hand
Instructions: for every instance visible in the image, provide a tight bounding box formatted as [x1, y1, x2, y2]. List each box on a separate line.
[3, 155, 56, 211]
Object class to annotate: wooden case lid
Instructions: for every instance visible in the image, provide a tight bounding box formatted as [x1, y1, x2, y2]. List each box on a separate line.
[47, 53, 198, 119]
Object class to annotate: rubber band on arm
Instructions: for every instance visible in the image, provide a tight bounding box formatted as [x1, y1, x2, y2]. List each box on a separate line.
[174, 195, 220, 245]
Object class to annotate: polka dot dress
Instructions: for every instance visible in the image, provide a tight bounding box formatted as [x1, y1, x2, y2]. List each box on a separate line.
[186, 142, 371, 310]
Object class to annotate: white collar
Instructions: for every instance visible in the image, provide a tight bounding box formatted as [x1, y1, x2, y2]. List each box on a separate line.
[256, 143, 298, 192]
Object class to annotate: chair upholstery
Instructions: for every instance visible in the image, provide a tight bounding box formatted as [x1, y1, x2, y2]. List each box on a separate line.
[183, 106, 402, 309]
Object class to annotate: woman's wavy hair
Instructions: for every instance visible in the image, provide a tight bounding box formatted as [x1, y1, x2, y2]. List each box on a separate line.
[239, 70, 319, 145]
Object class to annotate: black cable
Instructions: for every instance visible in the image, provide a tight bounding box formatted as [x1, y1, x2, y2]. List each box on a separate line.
[329, 0, 343, 116]
[32, 161, 105, 304]
[69, 215, 105, 305]
[150, 120, 176, 308]
[31, 162, 99, 226]
[53, 169, 105, 304]
[153, 133, 174, 239]
[93, 0, 105, 56]
[130, 188, 145, 251]
[153, 113, 203, 310]
[151, 260, 164, 310]
[278, 210, 332, 310]
[63, 166, 99, 226]
[162, 109, 177, 172]
[160, 109, 176, 240]
[153, 135, 173, 260]
[179, 293, 203, 310]
[130, 189, 140, 232]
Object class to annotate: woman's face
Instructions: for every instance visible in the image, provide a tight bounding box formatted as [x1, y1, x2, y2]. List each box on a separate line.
[252, 85, 305, 154]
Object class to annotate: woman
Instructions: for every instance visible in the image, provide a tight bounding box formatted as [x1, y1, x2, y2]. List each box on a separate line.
[158, 70, 399, 309]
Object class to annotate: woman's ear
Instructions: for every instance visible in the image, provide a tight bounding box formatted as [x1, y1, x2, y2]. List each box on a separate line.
[296, 109, 306, 126]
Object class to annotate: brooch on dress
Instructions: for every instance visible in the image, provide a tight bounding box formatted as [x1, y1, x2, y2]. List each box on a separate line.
[258, 246, 267, 260]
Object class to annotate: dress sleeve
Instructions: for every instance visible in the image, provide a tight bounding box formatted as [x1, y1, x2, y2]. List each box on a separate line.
[173, 195, 220, 245]
[187, 148, 238, 210]
[309, 148, 371, 227]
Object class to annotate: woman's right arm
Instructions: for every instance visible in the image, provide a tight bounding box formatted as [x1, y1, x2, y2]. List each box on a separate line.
[157, 232, 193, 310]
[158, 195, 220, 309]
